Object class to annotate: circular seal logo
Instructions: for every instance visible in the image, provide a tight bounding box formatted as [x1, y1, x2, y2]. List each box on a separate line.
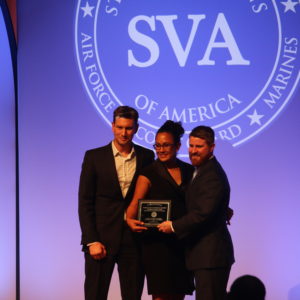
[151, 211, 157, 218]
[75, 0, 300, 153]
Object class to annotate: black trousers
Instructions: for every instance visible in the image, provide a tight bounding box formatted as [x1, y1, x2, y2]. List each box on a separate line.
[84, 227, 144, 300]
[194, 267, 231, 300]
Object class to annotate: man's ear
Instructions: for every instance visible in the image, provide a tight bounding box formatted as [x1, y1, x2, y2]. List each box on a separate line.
[134, 122, 139, 133]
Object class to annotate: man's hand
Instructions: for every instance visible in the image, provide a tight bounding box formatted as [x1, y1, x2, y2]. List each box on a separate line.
[226, 207, 234, 225]
[126, 218, 148, 232]
[157, 221, 173, 234]
[89, 242, 107, 260]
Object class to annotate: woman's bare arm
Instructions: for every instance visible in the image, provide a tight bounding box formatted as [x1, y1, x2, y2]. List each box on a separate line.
[126, 175, 151, 232]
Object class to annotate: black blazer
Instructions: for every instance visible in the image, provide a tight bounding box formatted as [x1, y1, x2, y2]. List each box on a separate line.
[78, 143, 154, 255]
[173, 157, 235, 270]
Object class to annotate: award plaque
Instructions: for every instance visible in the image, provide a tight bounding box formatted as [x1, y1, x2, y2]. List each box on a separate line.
[138, 199, 171, 227]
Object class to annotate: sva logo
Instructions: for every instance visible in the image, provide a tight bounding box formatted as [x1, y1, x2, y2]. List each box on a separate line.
[128, 14, 250, 67]
[75, 1, 300, 153]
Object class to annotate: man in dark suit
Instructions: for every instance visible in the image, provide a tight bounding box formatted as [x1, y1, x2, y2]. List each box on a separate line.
[158, 125, 234, 300]
[78, 106, 154, 300]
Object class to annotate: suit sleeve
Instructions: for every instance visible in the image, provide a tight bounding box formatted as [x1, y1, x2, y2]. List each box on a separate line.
[173, 169, 229, 239]
[78, 151, 99, 245]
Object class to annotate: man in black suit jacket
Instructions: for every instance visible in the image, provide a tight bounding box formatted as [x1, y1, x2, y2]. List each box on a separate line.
[158, 126, 234, 300]
[78, 106, 154, 300]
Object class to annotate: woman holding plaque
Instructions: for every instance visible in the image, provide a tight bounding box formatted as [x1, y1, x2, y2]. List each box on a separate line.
[126, 120, 194, 300]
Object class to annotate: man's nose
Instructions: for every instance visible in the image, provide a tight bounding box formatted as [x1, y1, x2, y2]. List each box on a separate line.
[190, 146, 196, 154]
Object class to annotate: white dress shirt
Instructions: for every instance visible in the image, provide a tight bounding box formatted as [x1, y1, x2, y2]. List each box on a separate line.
[112, 141, 136, 198]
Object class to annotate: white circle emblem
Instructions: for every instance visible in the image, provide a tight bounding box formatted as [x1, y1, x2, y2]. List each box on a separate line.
[75, 0, 300, 152]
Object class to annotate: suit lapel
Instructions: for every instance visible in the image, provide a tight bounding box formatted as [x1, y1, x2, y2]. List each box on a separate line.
[105, 143, 124, 199]
[189, 157, 215, 188]
[125, 144, 141, 200]
[134, 144, 143, 173]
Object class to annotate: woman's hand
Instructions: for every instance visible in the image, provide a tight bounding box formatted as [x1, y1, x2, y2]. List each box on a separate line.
[126, 218, 148, 232]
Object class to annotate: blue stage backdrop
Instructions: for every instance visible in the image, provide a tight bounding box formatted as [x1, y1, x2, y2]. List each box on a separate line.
[16, 1, 300, 300]
[0, 2, 16, 300]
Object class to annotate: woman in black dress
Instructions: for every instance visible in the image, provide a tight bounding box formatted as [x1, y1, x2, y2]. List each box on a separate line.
[126, 121, 194, 300]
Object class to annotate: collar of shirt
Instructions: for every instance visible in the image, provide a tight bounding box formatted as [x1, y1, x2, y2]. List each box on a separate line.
[112, 141, 136, 159]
